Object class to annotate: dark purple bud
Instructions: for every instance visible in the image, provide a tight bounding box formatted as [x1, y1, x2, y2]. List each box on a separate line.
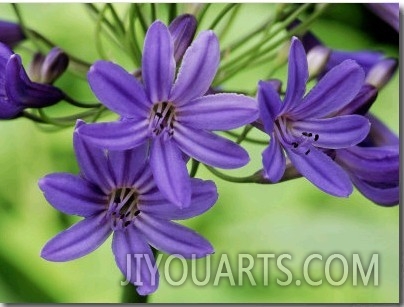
[287, 19, 321, 52]
[365, 58, 398, 89]
[337, 84, 378, 116]
[168, 14, 197, 62]
[28, 47, 69, 84]
[0, 20, 25, 48]
[366, 3, 399, 32]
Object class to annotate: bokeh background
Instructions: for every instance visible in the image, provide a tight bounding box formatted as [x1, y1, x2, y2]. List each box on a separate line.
[0, 3, 399, 303]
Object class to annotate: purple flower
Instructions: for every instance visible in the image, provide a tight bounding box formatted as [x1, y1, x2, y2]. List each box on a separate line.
[40, 120, 217, 295]
[366, 3, 399, 32]
[0, 43, 64, 119]
[77, 20, 258, 208]
[0, 20, 25, 48]
[258, 37, 370, 197]
[168, 14, 197, 62]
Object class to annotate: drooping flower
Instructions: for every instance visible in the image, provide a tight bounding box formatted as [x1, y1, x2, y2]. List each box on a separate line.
[40, 120, 217, 295]
[77, 20, 258, 208]
[0, 20, 25, 48]
[0, 42, 64, 119]
[366, 3, 399, 32]
[258, 37, 370, 197]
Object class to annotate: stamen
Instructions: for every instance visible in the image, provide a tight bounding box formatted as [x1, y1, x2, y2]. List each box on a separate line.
[305, 149, 311, 155]
[292, 142, 299, 148]
[107, 187, 140, 230]
[314, 134, 319, 141]
[149, 102, 176, 138]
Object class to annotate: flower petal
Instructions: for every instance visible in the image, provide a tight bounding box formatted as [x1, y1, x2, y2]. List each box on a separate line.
[257, 80, 282, 134]
[337, 84, 378, 116]
[281, 37, 308, 112]
[168, 14, 197, 62]
[262, 136, 286, 182]
[77, 119, 149, 151]
[290, 60, 365, 119]
[150, 137, 191, 208]
[39, 173, 106, 217]
[88, 60, 150, 116]
[74, 120, 116, 192]
[174, 124, 249, 169]
[142, 21, 175, 103]
[364, 113, 399, 147]
[41, 213, 112, 262]
[112, 227, 159, 295]
[0, 20, 25, 47]
[291, 115, 370, 149]
[286, 146, 353, 197]
[177, 93, 258, 130]
[135, 214, 214, 259]
[139, 178, 218, 220]
[169, 31, 219, 106]
[107, 143, 149, 187]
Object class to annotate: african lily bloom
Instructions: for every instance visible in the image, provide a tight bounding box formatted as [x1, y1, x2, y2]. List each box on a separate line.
[40, 120, 217, 295]
[0, 42, 64, 119]
[258, 37, 370, 197]
[0, 20, 25, 48]
[77, 20, 258, 208]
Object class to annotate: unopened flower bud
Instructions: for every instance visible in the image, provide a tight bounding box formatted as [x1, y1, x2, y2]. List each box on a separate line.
[307, 45, 330, 79]
[168, 14, 197, 63]
[365, 58, 398, 89]
[29, 47, 69, 84]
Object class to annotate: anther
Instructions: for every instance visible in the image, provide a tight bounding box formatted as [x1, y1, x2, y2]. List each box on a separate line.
[314, 134, 319, 141]
[292, 142, 299, 148]
[305, 149, 311, 155]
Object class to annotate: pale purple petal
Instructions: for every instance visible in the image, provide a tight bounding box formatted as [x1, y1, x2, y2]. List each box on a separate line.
[112, 227, 159, 295]
[74, 120, 116, 192]
[169, 31, 219, 106]
[150, 137, 191, 208]
[286, 146, 353, 197]
[177, 93, 258, 130]
[142, 21, 175, 103]
[135, 214, 214, 259]
[174, 124, 249, 169]
[257, 80, 282, 134]
[262, 136, 286, 182]
[291, 115, 370, 149]
[38, 173, 106, 217]
[290, 60, 365, 119]
[77, 119, 149, 151]
[168, 14, 197, 62]
[281, 37, 308, 112]
[88, 60, 150, 116]
[41, 213, 112, 261]
[107, 143, 149, 187]
[138, 179, 217, 220]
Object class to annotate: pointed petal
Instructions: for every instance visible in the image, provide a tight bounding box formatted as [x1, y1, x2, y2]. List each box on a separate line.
[77, 119, 149, 151]
[178, 93, 258, 130]
[290, 60, 365, 119]
[112, 227, 159, 295]
[257, 80, 282, 134]
[262, 136, 286, 182]
[38, 173, 106, 217]
[139, 178, 218, 220]
[150, 137, 191, 208]
[6, 54, 64, 108]
[88, 60, 150, 116]
[108, 143, 149, 187]
[286, 146, 353, 197]
[281, 37, 308, 112]
[0, 20, 25, 47]
[351, 175, 399, 206]
[142, 21, 175, 103]
[135, 214, 214, 259]
[169, 31, 219, 106]
[291, 115, 370, 149]
[168, 14, 197, 62]
[41, 213, 112, 262]
[174, 124, 249, 169]
[74, 120, 116, 192]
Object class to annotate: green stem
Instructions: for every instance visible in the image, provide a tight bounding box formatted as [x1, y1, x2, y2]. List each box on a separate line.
[107, 3, 126, 37]
[190, 159, 201, 178]
[196, 4, 211, 29]
[223, 131, 268, 145]
[208, 4, 239, 30]
[236, 125, 253, 144]
[150, 3, 157, 21]
[134, 4, 149, 34]
[168, 3, 177, 23]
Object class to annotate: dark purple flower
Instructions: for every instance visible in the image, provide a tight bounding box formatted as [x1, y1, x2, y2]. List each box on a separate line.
[40, 121, 217, 295]
[77, 20, 258, 208]
[258, 37, 370, 197]
[168, 14, 197, 62]
[0, 20, 25, 48]
[366, 3, 399, 32]
[0, 43, 64, 119]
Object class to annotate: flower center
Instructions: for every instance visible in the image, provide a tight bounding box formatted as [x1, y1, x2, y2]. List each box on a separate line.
[107, 187, 140, 230]
[149, 102, 176, 138]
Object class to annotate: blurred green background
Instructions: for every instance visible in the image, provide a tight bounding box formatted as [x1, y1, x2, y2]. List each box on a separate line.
[0, 3, 399, 303]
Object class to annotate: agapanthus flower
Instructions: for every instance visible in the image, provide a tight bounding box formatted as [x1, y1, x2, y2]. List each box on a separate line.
[77, 20, 258, 208]
[366, 3, 399, 32]
[0, 42, 64, 119]
[0, 20, 25, 48]
[258, 37, 370, 197]
[40, 120, 217, 295]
